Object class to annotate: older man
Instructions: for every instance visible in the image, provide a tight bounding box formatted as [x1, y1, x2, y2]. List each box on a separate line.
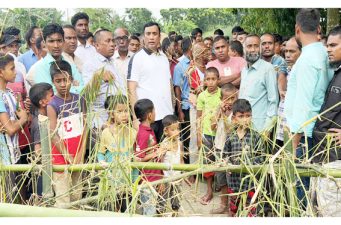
[239, 34, 279, 133]
[113, 28, 134, 90]
[62, 25, 83, 74]
[82, 29, 124, 130]
[128, 22, 173, 142]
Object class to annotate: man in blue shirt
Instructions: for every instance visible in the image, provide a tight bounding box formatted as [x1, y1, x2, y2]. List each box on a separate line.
[173, 37, 192, 164]
[18, 26, 41, 71]
[33, 23, 84, 95]
[239, 34, 279, 133]
[284, 8, 333, 208]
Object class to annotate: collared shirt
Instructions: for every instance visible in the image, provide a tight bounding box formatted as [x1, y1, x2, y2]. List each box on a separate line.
[62, 52, 83, 74]
[74, 40, 97, 63]
[82, 51, 124, 129]
[284, 42, 333, 137]
[33, 53, 84, 95]
[173, 55, 191, 110]
[128, 48, 173, 121]
[112, 50, 133, 90]
[239, 59, 279, 132]
[18, 48, 38, 72]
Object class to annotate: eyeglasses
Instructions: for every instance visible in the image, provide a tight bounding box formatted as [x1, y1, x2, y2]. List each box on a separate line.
[114, 35, 129, 42]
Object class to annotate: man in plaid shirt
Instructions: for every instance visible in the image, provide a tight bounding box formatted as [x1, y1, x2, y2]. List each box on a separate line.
[222, 99, 265, 216]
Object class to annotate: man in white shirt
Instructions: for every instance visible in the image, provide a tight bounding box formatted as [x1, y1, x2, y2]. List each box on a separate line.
[128, 22, 173, 142]
[113, 27, 134, 92]
[71, 12, 96, 64]
[62, 25, 83, 74]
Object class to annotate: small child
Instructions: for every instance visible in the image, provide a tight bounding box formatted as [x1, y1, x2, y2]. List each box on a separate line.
[196, 67, 221, 205]
[223, 99, 263, 216]
[0, 53, 28, 201]
[210, 83, 238, 214]
[47, 60, 86, 208]
[29, 82, 54, 196]
[134, 99, 165, 216]
[160, 115, 184, 214]
[97, 94, 137, 212]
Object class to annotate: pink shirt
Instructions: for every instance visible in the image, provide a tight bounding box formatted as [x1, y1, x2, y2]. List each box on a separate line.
[207, 57, 246, 77]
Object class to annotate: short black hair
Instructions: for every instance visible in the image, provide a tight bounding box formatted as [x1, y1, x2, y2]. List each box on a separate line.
[327, 25, 341, 39]
[181, 37, 192, 53]
[204, 37, 213, 42]
[161, 36, 176, 54]
[86, 32, 94, 39]
[261, 32, 275, 42]
[0, 53, 14, 70]
[134, 99, 154, 122]
[25, 26, 39, 47]
[230, 40, 244, 57]
[296, 8, 320, 34]
[43, 23, 64, 41]
[175, 35, 183, 42]
[273, 33, 283, 44]
[191, 28, 203, 38]
[130, 35, 140, 42]
[29, 83, 53, 108]
[162, 114, 178, 128]
[50, 60, 73, 81]
[63, 24, 75, 31]
[206, 67, 219, 78]
[93, 29, 111, 43]
[71, 12, 89, 27]
[232, 99, 252, 115]
[36, 36, 44, 50]
[221, 83, 237, 93]
[4, 26, 20, 36]
[232, 26, 244, 34]
[132, 32, 141, 37]
[168, 31, 176, 37]
[213, 35, 228, 44]
[214, 29, 224, 36]
[143, 22, 161, 34]
[104, 95, 128, 110]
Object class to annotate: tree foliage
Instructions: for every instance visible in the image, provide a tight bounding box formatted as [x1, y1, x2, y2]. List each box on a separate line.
[0, 8, 63, 37]
[125, 8, 155, 34]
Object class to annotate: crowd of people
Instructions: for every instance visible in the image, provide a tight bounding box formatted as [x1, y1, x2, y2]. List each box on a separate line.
[0, 8, 340, 217]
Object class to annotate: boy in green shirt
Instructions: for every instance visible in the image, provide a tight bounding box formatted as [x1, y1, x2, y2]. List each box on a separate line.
[197, 67, 221, 204]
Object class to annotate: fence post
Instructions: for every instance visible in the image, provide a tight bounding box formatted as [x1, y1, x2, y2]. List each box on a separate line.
[38, 115, 54, 201]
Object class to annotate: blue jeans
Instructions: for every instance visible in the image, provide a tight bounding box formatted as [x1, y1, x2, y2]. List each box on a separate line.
[296, 136, 313, 209]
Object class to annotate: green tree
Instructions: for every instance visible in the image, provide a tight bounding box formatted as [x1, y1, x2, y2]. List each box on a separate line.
[0, 8, 63, 38]
[125, 8, 155, 34]
[76, 8, 127, 33]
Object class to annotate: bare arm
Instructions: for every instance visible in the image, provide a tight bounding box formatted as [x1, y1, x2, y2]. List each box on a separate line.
[0, 109, 28, 137]
[174, 86, 185, 122]
[218, 73, 241, 86]
[47, 105, 73, 164]
[197, 110, 203, 147]
[278, 72, 287, 100]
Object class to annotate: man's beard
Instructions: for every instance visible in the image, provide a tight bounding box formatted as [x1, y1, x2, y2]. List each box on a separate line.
[329, 60, 341, 69]
[246, 52, 260, 64]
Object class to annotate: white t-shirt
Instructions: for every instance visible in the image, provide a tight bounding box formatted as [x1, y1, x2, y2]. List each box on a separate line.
[128, 48, 173, 121]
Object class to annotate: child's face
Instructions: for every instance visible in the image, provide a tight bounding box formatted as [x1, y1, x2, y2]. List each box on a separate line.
[148, 108, 156, 123]
[0, 61, 16, 83]
[204, 72, 219, 93]
[39, 89, 54, 107]
[233, 111, 252, 128]
[221, 90, 238, 112]
[112, 103, 129, 125]
[52, 72, 72, 98]
[164, 122, 180, 139]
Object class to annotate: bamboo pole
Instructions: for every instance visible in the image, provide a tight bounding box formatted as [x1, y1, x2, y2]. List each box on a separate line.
[1, 162, 341, 178]
[0, 203, 138, 217]
[39, 115, 54, 200]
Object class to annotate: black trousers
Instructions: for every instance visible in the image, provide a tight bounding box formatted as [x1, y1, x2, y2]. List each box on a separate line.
[181, 109, 191, 164]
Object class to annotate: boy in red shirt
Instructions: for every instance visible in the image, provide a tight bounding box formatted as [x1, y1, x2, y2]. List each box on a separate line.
[134, 99, 165, 216]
